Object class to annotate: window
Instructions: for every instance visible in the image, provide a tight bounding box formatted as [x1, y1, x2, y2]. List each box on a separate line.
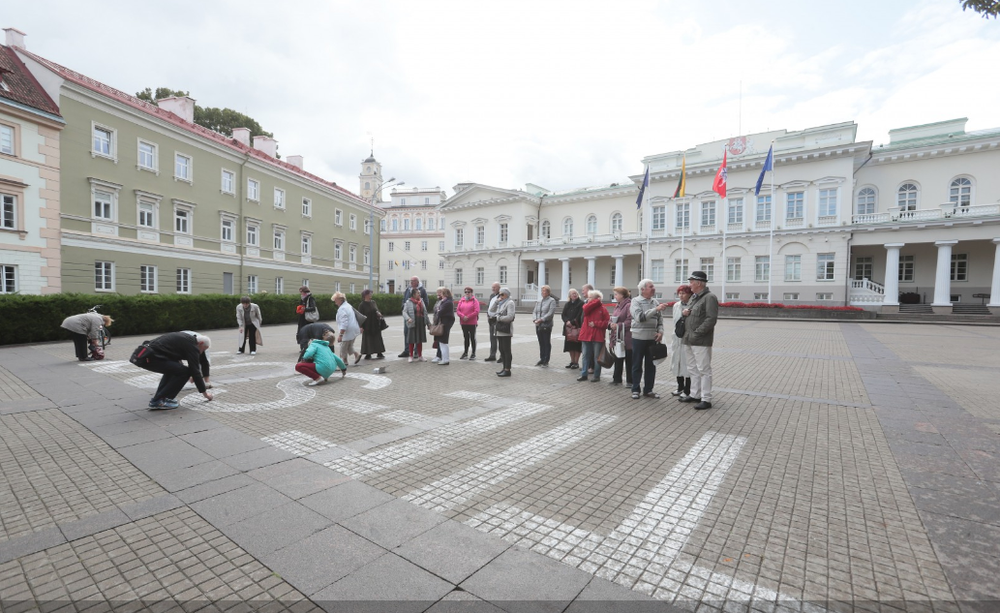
[94, 190, 114, 221]
[586, 215, 598, 234]
[650, 259, 665, 283]
[302, 279, 309, 288]
[335, 241, 343, 260]
[404, 241, 411, 251]
[817, 293, 833, 301]
[335, 209, 343, 226]
[302, 198, 312, 217]
[247, 275, 258, 294]
[421, 260, 427, 270]
[219, 169, 234, 194]
[676, 203, 690, 231]
[439, 241, 445, 251]
[349, 214, 357, 231]
[783, 293, 799, 301]
[138, 140, 157, 171]
[300, 233, 312, 256]
[274, 228, 285, 252]
[611, 213, 623, 233]
[755, 256, 770, 282]
[275, 277, 284, 294]
[563, 217, 575, 236]
[439, 260, 444, 269]
[818, 189, 837, 217]
[140, 265, 157, 293]
[727, 198, 743, 224]
[899, 255, 914, 282]
[428, 218, 436, 231]
[92, 124, 114, 159]
[700, 258, 715, 282]
[421, 241, 428, 251]
[951, 253, 968, 281]
[415, 218, 422, 231]
[1, 265, 16, 293]
[673, 259, 689, 283]
[349, 244, 357, 263]
[455, 228, 464, 247]
[727, 257, 741, 282]
[786, 192, 804, 220]
[897, 184, 918, 211]
[725, 292, 739, 301]
[364, 217, 371, 234]
[950, 178, 972, 208]
[388, 261, 394, 270]
[404, 219, 411, 231]
[221, 218, 235, 242]
[476, 267, 485, 285]
[817, 253, 835, 281]
[174, 208, 190, 234]
[0, 124, 13, 155]
[651, 206, 665, 231]
[856, 188, 875, 215]
[174, 153, 192, 181]
[701, 201, 716, 227]
[755, 195, 771, 223]
[391, 219, 398, 231]
[499, 265, 508, 284]
[754, 293, 769, 301]
[455, 268, 463, 285]
[424, 197, 430, 204]
[401, 198, 406, 206]
[380, 219, 386, 232]
[785, 255, 801, 282]
[247, 178, 260, 201]
[541, 220, 551, 239]
[855, 257, 873, 280]
[476, 226, 485, 245]
[176, 268, 191, 293]
[388, 242, 395, 252]
[246, 222, 259, 246]
[274, 188, 285, 209]
[364, 248, 370, 266]
[2, 194, 16, 229]
[499, 223, 508, 244]
[95, 261, 114, 291]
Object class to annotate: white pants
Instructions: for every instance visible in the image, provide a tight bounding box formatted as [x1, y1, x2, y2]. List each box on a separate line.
[440, 343, 450, 364]
[684, 345, 713, 402]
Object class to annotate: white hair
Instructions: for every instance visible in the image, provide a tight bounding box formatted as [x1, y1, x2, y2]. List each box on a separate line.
[589, 289, 603, 301]
[637, 278, 654, 292]
[195, 334, 211, 349]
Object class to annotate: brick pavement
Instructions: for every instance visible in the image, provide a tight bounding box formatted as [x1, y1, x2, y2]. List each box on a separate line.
[0, 318, 998, 612]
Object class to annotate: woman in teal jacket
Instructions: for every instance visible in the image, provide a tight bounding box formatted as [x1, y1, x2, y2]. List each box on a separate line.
[295, 332, 347, 385]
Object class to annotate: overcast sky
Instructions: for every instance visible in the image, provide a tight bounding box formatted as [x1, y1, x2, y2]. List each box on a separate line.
[7, 0, 1000, 197]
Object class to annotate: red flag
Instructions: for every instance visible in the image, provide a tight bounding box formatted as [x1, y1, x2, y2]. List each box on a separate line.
[712, 151, 727, 199]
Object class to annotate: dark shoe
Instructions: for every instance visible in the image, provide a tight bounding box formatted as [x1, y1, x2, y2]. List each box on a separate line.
[570, 363, 580, 369]
[565, 363, 575, 369]
[678, 396, 701, 403]
[398, 351, 410, 358]
[671, 390, 682, 396]
[460, 353, 468, 360]
[609, 380, 622, 386]
[364, 355, 372, 360]
[694, 401, 713, 410]
[237, 350, 244, 354]
[643, 392, 661, 399]
[469, 354, 476, 360]
[591, 378, 601, 383]
[354, 354, 363, 365]
[79, 357, 94, 362]
[484, 356, 497, 362]
[576, 375, 588, 382]
[535, 360, 544, 366]
[376, 354, 385, 359]
[540, 362, 548, 367]
[631, 391, 641, 400]
[497, 370, 511, 377]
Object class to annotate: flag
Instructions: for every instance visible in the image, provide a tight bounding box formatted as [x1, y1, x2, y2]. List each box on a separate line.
[635, 165, 649, 209]
[754, 145, 774, 196]
[673, 156, 686, 198]
[712, 151, 727, 199]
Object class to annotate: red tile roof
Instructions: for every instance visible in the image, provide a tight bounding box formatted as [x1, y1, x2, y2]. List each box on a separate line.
[0, 45, 61, 118]
[15, 48, 370, 207]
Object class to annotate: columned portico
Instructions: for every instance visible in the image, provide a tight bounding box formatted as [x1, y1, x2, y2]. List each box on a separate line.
[537, 258, 547, 289]
[560, 258, 570, 301]
[932, 240, 958, 308]
[883, 243, 904, 307]
[989, 238, 1000, 309]
[613, 255, 624, 289]
[586, 257, 596, 288]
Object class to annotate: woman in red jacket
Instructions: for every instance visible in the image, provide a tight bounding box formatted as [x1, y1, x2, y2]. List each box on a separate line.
[577, 289, 610, 382]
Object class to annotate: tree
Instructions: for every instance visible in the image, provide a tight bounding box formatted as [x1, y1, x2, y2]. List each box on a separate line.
[960, 0, 999, 18]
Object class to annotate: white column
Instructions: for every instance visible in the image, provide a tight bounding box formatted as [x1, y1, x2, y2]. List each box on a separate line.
[882, 243, 904, 306]
[988, 238, 1000, 307]
[537, 258, 546, 289]
[932, 240, 958, 307]
[560, 258, 571, 300]
[613, 255, 624, 289]
[586, 256, 596, 288]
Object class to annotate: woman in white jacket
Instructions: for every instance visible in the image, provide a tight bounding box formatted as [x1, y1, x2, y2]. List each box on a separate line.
[236, 296, 263, 355]
[333, 292, 362, 365]
[670, 285, 692, 398]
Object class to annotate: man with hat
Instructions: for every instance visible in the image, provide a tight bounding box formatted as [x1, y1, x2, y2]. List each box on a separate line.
[679, 271, 719, 410]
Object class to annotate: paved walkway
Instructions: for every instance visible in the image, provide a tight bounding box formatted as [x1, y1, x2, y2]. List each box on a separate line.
[1, 318, 998, 612]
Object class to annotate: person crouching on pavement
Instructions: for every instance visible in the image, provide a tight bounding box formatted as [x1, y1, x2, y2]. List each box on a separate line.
[136, 332, 213, 410]
[295, 331, 347, 386]
[61, 312, 113, 361]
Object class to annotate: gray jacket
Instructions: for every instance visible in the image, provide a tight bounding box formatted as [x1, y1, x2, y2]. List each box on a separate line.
[61, 313, 104, 339]
[532, 296, 557, 327]
[494, 299, 516, 336]
[682, 289, 719, 347]
[629, 296, 664, 341]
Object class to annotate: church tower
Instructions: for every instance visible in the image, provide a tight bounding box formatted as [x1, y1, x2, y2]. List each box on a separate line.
[359, 152, 383, 202]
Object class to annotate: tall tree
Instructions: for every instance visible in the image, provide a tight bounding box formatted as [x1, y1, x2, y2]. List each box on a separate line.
[960, 0, 999, 17]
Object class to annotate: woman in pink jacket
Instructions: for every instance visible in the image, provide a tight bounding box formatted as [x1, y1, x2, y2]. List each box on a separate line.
[455, 286, 481, 360]
[577, 289, 610, 382]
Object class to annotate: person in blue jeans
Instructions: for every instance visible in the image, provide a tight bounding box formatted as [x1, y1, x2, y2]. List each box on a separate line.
[629, 279, 668, 400]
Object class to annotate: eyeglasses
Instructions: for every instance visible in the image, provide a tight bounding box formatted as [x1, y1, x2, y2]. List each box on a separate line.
[465, 290, 473, 293]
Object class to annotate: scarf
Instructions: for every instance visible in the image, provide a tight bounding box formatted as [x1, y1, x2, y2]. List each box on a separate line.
[410, 296, 424, 318]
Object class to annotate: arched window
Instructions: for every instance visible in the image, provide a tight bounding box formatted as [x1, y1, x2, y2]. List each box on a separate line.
[611, 212, 623, 233]
[586, 215, 597, 235]
[857, 188, 876, 215]
[541, 220, 551, 239]
[562, 217, 574, 237]
[897, 183, 918, 211]
[950, 177, 972, 208]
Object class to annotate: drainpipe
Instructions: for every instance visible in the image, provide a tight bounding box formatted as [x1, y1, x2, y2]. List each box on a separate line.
[853, 151, 874, 176]
[238, 151, 250, 294]
[843, 234, 852, 307]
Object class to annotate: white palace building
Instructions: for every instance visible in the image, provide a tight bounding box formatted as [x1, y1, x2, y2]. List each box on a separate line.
[438, 118, 1000, 314]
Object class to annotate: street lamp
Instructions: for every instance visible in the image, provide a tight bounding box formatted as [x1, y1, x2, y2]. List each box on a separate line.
[369, 177, 403, 291]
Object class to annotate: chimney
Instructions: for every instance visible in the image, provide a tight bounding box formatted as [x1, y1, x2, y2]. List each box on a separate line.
[156, 96, 196, 124]
[287, 155, 304, 170]
[252, 135, 278, 158]
[4, 28, 26, 49]
[232, 127, 251, 147]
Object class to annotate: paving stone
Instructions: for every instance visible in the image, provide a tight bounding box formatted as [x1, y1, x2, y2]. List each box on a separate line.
[248, 459, 352, 500]
[117, 437, 216, 475]
[220, 502, 332, 558]
[189, 482, 293, 526]
[0, 527, 66, 564]
[393, 520, 510, 584]
[261, 525, 387, 596]
[460, 546, 592, 613]
[119, 494, 185, 521]
[299, 481, 395, 523]
[58, 508, 132, 542]
[221, 446, 296, 471]
[310, 552, 452, 613]
[180, 428, 271, 459]
[340, 498, 448, 549]
[155, 460, 243, 493]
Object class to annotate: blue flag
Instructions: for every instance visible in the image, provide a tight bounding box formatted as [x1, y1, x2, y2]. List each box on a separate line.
[636, 165, 649, 209]
[754, 145, 774, 196]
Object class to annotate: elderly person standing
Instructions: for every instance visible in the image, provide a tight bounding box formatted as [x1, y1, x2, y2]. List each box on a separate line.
[561, 288, 584, 369]
[61, 312, 113, 361]
[403, 287, 429, 362]
[399, 276, 428, 358]
[680, 271, 720, 410]
[484, 282, 502, 362]
[236, 296, 262, 355]
[577, 289, 610, 383]
[431, 287, 456, 365]
[630, 279, 669, 400]
[671, 285, 693, 399]
[532, 285, 557, 367]
[494, 287, 516, 378]
[456, 286, 480, 360]
[357, 289, 386, 360]
[608, 286, 632, 387]
[297, 286, 318, 338]
[333, 292, 362, 365]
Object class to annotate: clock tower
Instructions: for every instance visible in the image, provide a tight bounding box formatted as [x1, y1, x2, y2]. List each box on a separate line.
[359, 152, 383, 202]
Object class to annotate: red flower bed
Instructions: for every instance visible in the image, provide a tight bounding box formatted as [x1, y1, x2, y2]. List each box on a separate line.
[664, 301, 864, 312]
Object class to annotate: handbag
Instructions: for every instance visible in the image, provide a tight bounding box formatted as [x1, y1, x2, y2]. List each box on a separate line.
[612, 338, 626, 359]
[674, 317, 686, 339]
[496, 320, 512, 334]
[650, 342, 669, 362]
[255, 329, 263, 346]
[129, 340, 155, 366]
[597, 344, 614, 369]
[429, 322, 444, 336]
[304, 308, 319, 323]
[537, 320, 553, 332]
[378, 316, 389, 331]
[353, 307, 368, 327]
[564, 322, 579, 342]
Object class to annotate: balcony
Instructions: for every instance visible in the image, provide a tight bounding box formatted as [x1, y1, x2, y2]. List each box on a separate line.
[521, 231, 644, 248]
[852, 202, 1000, 225]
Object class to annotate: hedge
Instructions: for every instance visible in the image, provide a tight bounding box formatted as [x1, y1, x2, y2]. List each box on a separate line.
[0, 292, 424, 346]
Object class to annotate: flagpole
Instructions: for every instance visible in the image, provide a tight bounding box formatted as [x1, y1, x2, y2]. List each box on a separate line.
[720, 146, 727, 302]
[767, 140, 775, 304]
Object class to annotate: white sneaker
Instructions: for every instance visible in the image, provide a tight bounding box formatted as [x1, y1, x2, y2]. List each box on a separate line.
[671, 390, 682, 396]
[250, 351, 256, 356]
[431, 357, 441, 363]
[307, 379, 325, 386]
[418, 356, 427, 362]
[408, 357, 414, 363]
[679, 393, 690, 400]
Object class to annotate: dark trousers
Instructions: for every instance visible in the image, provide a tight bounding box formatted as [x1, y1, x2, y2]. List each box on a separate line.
[141, 357, 193, 402]
[497, 336, 512, 371]
[402, 322, 410, 355]
[613, 351, 633, 384]
[488, 319, 498, 358]
[536, 326, 552, 363]
[462, 325, 477, 355]
[240, 324, 257, 352]
[630, 339, 657, 394]
[70, 332, 90, 360]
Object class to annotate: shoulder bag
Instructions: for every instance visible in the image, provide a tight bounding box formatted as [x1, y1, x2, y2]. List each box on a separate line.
[597, 344, 615, 369]
[129, 340, 155, 367]
[564, 322, 579, 342]
[429, 322, 444, 336]
[674, 317, 686, 339]
[353, 307, 368, 327]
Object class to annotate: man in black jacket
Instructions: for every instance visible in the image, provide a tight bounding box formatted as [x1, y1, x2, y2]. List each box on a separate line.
[296, 322, 336, 361]
[138, 332, 214, 410]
